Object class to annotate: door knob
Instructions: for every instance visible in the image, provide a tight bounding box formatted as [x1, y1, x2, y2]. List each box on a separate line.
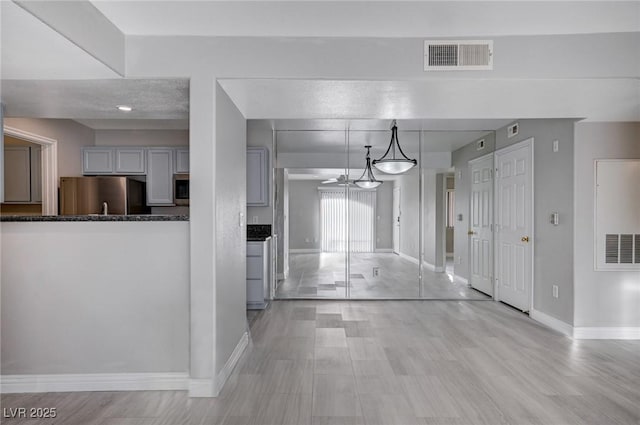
[521, 236, 530, 242]
[468, 230, 476, 235]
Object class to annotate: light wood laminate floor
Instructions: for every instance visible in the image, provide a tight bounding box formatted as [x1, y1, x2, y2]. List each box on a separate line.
[277, 253, 489, 300]
[2, 300, 639, 425]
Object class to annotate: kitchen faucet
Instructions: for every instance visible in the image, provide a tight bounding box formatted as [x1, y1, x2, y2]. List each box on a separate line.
[102, 202, 108, 216]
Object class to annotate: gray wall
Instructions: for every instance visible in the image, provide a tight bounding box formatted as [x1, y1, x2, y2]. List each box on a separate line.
[396, 168, 420, 260]
[1, 222, 189, 375]
[4, 118, 94, 180]
[214, 84, 247, 376]
[452, 120, 576, 324]
[573, 122, 640, 327]
[288, 180, 393, 251]
[289, 180, 322, 250]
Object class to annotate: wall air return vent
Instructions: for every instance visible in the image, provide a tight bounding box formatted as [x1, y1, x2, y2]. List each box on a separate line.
[424, 40, 493, 71]
[595, 160, 640, 271]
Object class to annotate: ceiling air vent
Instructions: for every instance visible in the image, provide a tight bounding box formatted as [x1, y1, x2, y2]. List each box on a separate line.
[424, 40, 493, 71]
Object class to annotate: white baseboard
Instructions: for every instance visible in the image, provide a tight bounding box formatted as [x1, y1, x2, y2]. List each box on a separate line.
[397, 252, 419, 265]
[375, 249, 394, 253]
[530, 309, 573, 338]
[215, 331, 249, 396]
[452, 274, 468, 286]
[573, 327, 640, 340]
[1, 372, 189, 394]
[289, 249, 320, 254]
[277, 272, 285, 280]
[189, 378, 216, 397]
[421, 261, 445, 273]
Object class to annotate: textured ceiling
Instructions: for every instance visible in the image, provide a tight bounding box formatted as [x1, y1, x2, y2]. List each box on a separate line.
[1, 79, 189, 120]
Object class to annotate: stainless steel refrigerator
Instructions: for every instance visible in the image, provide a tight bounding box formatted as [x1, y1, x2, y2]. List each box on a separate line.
[60, 177, 150, 215]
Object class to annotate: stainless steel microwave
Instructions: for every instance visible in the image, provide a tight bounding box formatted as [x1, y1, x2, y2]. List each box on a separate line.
[173, 174, 189, 206]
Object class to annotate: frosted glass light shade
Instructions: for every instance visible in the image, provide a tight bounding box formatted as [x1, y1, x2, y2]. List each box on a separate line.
[355, 180, 382, 189]
[372, 159, 416, 175]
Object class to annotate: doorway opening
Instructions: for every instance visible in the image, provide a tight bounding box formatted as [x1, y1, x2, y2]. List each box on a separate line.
[2, 126, 58, 216]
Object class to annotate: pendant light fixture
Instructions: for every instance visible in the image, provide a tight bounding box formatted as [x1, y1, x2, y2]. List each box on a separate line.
[354, 145, 382, 189]
[372, 120, 417, 174]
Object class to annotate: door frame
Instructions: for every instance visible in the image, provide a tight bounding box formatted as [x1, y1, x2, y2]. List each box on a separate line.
[3, 126, 58, 215]
[493, 137, 535, 312]
[467, 152, 494, 296]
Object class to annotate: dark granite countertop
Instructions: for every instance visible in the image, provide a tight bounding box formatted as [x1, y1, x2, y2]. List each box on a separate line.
[1, 215, 189, 222]
[247, 224, 272, 241]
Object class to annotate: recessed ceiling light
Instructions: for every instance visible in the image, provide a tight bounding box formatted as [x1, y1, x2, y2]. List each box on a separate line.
[117, 105, 133, 112]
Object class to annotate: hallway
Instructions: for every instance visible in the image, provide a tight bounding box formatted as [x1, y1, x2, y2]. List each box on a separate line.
[3, 300, 639, 425]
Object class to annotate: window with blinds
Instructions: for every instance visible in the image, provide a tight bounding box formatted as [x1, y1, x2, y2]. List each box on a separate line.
[320, 189, 376, 253]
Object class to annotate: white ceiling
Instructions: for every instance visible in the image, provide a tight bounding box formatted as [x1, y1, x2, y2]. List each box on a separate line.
[1, 79, 189, 120]
[0, 1, 119, 79]
[91, 1, 640, 37]
[288, 168, 400, 182]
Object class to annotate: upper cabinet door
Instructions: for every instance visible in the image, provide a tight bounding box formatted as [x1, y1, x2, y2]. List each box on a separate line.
[4, 147, 31, 202]
[115, 148, 146, 174]
[147, 148, 174, 205]
[247, 147, 269, 206]
[83, 148, 114, 174]
[175, 148, 189, 173]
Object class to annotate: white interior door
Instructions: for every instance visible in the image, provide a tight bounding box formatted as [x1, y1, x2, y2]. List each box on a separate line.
[495, 138, 533, 311]
[393, 186, 401, 254]
[469, 154, 494, 295]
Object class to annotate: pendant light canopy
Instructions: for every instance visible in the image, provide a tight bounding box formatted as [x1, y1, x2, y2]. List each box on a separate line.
[354, 145, 382, 189]
[372, 120, 417, 174]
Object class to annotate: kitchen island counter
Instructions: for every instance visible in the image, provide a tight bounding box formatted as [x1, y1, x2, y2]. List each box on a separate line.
[0, 215, 189, 222]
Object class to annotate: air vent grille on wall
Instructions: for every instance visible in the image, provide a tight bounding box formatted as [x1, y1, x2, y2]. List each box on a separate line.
[424, 40, 493, 71]
[595, 160, 640, 271]
[605, 234, 639, 264]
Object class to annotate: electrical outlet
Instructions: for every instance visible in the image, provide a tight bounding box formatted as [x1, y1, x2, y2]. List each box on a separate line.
[305, 237, 310, 243]
[373, 267, 380, 277]
[552, 285, 559, 298]
[456, 256, 462, 264]
[252, 216, 258, 224]
[552, 140, 559, 152]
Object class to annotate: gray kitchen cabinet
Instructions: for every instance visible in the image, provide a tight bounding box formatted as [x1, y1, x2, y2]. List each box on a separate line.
[147, 148, 174, 205]
[82, 147, 114, 174]
[3, 147, 31, 202]
[175, 148, 189, 173]
[247, 238, 271, 310]
[115, 148, 146, 174]
[247, 147, 269, 206]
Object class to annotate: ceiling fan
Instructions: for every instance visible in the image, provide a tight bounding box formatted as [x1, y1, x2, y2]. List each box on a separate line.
[321, 175, 352, 186]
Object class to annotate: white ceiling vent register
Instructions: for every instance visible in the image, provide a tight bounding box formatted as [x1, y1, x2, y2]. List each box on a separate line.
[424, 40, 493, 71]
[595, 160, 640, 271]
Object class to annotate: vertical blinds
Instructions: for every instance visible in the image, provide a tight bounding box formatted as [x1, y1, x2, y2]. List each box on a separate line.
[320, 189, 376, 253]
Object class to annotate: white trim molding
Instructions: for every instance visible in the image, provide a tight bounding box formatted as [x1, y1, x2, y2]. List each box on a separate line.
[0, 372, 189, 394]
[573, 327, 640, 340]
[375, 248, 394, 253]
[530, 308, 573, 338]
[422, 261, 445, 273]
[215, 331, 249, 396]
[189, 378, 216, 398]
[452, 274, 468, 286]
[290, 249, 321, 254]
[398, 252, 419, 265]
[3, 126, 58, 216]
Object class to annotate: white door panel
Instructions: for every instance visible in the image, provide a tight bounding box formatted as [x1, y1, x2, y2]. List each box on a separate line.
[495, 139, 533, 311]
[469, 154, 493, 295]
